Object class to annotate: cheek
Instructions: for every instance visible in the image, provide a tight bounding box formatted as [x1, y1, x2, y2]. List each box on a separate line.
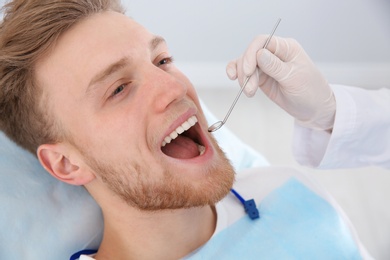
[90, 109, 143, 142]
[81, 137, 145, 174]
[70, 118, 139, 161]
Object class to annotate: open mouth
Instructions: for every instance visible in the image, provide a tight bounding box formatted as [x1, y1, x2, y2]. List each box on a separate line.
[161, 115, 206, 159]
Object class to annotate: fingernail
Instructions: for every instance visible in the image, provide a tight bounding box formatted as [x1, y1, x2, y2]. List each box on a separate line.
[244, 82, 256, 97]
[226, 67, 236, 79]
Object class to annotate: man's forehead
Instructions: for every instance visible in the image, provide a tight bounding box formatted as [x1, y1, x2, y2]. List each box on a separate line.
[36, 11, 161, 83]
[54, 11, 153, 51]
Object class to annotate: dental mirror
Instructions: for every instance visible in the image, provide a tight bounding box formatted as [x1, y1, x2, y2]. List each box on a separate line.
[208, 18, 281, 133]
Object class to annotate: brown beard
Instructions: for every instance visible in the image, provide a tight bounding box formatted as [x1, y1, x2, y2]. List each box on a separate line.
[79, 135, 235, 211]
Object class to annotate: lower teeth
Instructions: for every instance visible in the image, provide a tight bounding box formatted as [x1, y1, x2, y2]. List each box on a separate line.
[197, 144, 205, 156]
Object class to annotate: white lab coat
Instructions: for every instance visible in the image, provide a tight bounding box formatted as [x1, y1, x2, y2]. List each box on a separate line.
[293, 85, 390, 169]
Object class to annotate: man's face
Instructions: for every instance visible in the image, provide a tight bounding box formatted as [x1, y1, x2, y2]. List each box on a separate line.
[36, 11, 234, 210]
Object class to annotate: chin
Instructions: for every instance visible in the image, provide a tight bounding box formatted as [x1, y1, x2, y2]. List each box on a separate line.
[132, 138, 235, 211]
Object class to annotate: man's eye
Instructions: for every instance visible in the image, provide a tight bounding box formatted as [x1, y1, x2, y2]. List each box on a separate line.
[158, 56, 174, 66]
[111, 84, 126, 97]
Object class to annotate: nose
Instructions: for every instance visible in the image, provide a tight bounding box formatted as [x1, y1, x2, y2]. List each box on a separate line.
[144, 66, 187, 113]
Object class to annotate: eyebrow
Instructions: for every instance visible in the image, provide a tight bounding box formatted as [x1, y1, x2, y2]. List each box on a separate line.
[87, 57, 130, 93]
[86, 35, 167, 94]
[150, 35, 166, 50]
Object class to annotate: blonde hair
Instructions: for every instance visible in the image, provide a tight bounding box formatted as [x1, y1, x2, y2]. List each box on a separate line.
[0, 0, 125, 154]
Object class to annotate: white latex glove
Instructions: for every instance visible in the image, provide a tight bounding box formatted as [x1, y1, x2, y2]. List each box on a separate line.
[226, 35, 336, 130]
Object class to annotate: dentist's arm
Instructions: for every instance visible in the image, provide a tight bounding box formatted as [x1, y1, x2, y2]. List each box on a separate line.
[293, 85, 390, 169]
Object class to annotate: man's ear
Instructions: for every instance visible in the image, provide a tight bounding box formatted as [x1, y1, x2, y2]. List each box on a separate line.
[37, 143, 94, 186]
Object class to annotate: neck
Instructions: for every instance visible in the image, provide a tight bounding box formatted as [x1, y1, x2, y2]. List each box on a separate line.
[95, 204, 216, 260]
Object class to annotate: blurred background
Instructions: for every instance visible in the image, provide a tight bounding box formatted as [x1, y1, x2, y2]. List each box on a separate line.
[1, 0, 389, 258]
[125, 1, 390, 259]
[126, 0, 390, 89]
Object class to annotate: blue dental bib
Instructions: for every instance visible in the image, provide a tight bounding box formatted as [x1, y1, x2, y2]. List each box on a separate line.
[187, 178, 362, 259]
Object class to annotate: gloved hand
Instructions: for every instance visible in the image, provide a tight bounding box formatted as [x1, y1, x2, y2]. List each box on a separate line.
[226, 35, 336, 131]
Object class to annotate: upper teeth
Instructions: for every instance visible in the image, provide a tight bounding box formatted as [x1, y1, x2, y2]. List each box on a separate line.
[162, 115, 198, 147]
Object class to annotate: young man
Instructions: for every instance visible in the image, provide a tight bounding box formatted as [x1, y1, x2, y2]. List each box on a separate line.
[0, 1, 372, 259]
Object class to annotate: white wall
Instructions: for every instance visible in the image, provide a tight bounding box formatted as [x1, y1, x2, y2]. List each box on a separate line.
[124, 0, 390, 89]
[1, 0, 388, 88]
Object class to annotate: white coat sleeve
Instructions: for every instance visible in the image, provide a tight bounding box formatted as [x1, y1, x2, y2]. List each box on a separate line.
[292, 84, 390, 169]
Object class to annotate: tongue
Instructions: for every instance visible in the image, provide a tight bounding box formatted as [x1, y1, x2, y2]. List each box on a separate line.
[162, 135, 199, 159]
